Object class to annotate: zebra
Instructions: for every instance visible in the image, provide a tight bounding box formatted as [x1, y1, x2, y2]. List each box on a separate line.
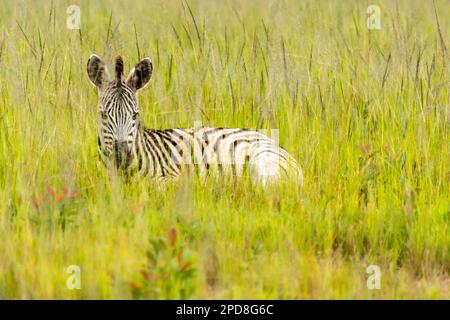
[87, 55, 303, 186]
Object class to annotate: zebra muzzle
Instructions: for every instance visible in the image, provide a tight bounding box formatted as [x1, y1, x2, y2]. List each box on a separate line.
[113, 140, 130, 170]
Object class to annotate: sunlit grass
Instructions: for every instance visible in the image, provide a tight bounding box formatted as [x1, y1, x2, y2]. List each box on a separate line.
[0, 0, 448, 299]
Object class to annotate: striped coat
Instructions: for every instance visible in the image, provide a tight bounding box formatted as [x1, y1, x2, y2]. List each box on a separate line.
[101, 126, 302, 184]
[88, 55, 303, 185]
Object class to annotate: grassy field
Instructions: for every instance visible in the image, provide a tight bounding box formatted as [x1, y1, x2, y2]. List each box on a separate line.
[0, 0, 448, 299]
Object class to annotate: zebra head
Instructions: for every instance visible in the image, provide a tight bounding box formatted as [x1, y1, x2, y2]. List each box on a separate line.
[87, 54, 153, 170]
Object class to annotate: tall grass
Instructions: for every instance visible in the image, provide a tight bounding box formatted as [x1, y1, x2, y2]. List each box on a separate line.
[0, 0, 448, 299]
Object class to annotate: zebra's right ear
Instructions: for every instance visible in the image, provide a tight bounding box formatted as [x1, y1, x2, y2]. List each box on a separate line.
[87, 54, 110, 89]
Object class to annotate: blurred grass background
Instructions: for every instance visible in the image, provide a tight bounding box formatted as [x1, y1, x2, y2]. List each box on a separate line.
[0, 0, 448, 299]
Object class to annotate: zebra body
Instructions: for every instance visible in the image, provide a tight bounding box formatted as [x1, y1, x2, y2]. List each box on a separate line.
[88, 55, 303, 185]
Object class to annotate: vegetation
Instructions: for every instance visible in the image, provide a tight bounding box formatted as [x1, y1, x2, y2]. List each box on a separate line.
[0, 0, 448, 299]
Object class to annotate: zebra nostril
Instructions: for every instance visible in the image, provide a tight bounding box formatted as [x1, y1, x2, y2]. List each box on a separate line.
[114, 139, 124, 145]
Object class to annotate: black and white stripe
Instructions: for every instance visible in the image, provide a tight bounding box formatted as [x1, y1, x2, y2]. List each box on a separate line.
[88, 55, 303, 185]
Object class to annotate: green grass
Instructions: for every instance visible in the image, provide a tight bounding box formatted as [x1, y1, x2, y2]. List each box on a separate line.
[0, 0, 448, 299]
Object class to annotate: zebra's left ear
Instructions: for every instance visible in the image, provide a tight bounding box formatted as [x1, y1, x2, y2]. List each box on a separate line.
[126, 58, 153, 91]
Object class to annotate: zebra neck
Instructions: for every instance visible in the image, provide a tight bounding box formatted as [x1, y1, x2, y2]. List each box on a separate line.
[131, 127, 158, 177]
[132, 127, 181, 178]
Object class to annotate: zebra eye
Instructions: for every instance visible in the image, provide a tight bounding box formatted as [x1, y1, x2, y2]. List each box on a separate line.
[132, 112, 138, 120]
[101, 111, 108, 120]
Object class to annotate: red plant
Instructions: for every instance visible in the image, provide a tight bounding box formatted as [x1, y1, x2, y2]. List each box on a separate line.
[140, 269, 158, 282]
[169, 227, 177, 246]
[126, 280, 143, 290]
[32, 195, 42, 208]
[46, 185, 81, 203]
[46, 185, 68, 203]
[71, 190, 82, 199]
[178, 253, 193, 271]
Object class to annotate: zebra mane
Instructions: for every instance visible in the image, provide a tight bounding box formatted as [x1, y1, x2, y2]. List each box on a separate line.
[115, 56, 124, 82]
